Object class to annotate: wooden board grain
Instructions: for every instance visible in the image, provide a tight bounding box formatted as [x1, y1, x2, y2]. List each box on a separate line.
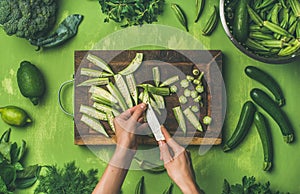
[74, 50, 223, 145]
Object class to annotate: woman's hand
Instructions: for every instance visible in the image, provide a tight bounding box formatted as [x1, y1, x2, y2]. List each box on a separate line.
[113, 103, 147, 150]
[159, 126, 202, 194]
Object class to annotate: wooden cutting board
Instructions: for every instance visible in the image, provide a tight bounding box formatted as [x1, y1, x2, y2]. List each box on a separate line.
[74, 50, 223, 145]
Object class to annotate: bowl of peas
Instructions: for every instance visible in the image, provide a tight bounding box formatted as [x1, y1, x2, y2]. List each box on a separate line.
[220, 0, 300, 64]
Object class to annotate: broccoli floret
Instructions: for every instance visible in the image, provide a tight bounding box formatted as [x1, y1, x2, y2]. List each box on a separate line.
[0, 0, 57, 40]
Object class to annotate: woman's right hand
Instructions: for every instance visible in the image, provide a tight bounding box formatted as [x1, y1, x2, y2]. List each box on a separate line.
[159, 126, 202, 194]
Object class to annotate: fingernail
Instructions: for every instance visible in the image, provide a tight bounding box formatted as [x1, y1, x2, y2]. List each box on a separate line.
[140, 103, 146, 109]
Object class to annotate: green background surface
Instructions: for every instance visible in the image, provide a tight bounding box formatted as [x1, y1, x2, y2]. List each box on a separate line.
[0, 0, 299, 193]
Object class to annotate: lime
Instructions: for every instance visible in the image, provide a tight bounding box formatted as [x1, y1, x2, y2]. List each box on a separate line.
[0, 106, 32, 127]
[17, 61, 46, 105]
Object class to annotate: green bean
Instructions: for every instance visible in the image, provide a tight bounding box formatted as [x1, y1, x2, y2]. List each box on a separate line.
[247, 5, 263, 26]
[195, 0, 205, 23]
[263, 21, 293, 37]
[171, 4, 189, 32]
[245, 38, 270, 51]
[202, 5, 218, 36]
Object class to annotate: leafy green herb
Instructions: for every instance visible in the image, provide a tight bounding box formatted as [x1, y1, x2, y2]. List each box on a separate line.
[0, 129, 40, 192]
[34, 161, 99, 194]
[222, 176, 289, 194]
[98, 0, 165, 27]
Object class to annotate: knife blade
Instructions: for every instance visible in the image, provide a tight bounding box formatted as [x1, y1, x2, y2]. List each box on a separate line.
[146, 104, 165, 141]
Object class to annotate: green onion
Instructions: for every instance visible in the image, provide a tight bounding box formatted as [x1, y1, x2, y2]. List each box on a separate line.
[179, 95, 187, 104]
[77, 78, 109, 87]
[152, 67, 160, 87]
[160, 76, 180, 87]
[173, 106, 187, 136]
[180, 79, 189, 88]
[119, 53, 143, 75]
[183, 107, 203, 131]
[81, 114, 109, 137]
[86, 53, 114, 75]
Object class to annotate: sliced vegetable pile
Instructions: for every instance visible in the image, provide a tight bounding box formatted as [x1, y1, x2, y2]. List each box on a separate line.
[0, 129, 41, 193]
[223, 176, 289, 193]
[77, 52, 210, 138]
[223, 66, 294, 171]
[98, 0, 165, 27]
[225, 0, 300, 57]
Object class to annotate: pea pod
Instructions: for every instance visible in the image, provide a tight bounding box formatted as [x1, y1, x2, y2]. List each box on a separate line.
[195, 0, 205, 23]
[202, 6, 218, 36]
[135, 176, 145, 194]
[30, 14, 84, 50]
[171, 4, 189, 32]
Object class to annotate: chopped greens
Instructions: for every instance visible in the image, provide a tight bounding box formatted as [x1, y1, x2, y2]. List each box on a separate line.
[98, 0, 165, 27]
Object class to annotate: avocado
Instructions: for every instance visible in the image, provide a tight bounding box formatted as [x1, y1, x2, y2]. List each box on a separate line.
[17, 61, 46, 105]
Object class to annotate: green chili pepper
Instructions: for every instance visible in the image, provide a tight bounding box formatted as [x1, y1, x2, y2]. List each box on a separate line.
[247, 5, 263, 27]
[202, 5, 218, 36]
[171, 4, 189, 32]
[195, 0, 205, 23]
[30, 14, 84, 50]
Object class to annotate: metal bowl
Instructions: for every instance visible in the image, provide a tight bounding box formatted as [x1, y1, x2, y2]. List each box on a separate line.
[219, 0, 300, 64]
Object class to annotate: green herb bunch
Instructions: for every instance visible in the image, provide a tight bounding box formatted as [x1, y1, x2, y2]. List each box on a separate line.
[98, 0, 165, 27]
[34, 161, 99, 194]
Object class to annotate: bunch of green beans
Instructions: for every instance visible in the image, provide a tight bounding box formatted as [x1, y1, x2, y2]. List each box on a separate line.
[225, 0, 300, 57]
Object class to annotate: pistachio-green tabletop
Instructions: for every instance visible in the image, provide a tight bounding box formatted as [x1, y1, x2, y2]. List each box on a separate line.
[0, 0, 299, 193]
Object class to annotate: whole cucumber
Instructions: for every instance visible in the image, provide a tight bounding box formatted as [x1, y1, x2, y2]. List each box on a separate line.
[233, 0, 249, 42]
[250, 88, 294, 143]
[223, 101, 256, 152]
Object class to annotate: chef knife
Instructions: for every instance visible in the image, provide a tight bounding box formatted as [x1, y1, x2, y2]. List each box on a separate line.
[146, 103, 165, 142]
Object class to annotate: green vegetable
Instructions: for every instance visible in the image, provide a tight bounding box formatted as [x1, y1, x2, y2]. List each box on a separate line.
[223, 101, 256, 152]
[86, 54, 114, 75]
[80, 114, 109, 137]
[259, 40, 289, 48]
[184, 89, 191, 97]
[278, 39, 300, 56]
[134, 157, 165, 173]
[152, 94, 165, 109]
[245, 66, 285, 106]
[247, 5, 263, 26]
[115, 74, 133, 108]
[233, 0, 249, 42]
[106, 112, 116, 132]
[203, 115, 212, 125]
[250, 88, 294, 143]
[79, 105, 107, 121]
[173, 106, 187, 136]
[93, 102, 120, 116]
[183, 107, 203, 131]
[249, 31, 274, 40]
[107, 82, 128, 111]
[254, 112, 273, 171]
[180, 79, 189, 88]
[202, 5, 219, 36]
[191, 90, 198, 98]
[263, 21, 293, 37]
[138, 84, 170, 96]
[17, 61, 46, 105]
[288, 0, 300, 17]
[245, 38, 270, 51]
[34, 162, 98, 194]
[191, 105, 199, 113]
[89, 85, 118, 104]
[186, 75, 194, 82]
[170, 85, 178, 93]
[192, 69, 200, 76]
[99, 0, 164, 27]
[0, 129, 40, 192]
[30, 14, 83, 50]
[195, 85, 204, 93]
[195, 0, 205, 23]
[152, 67, 160, 87]
[0, 106, 32, 127]
[77, 77, 109, 87]
[160, 76, 179, 87]
[80, 68, 112, 78]
[135, 176, 145, 194]
[126, 74, 139, 106]
[162, 183, 173, 194]
[193, 95, 202, 103]
[179, 95, 188, 104]
[171, 3, 189, 32]
[119, 53, 143, 76]
[0, 0, 57, 41]
[222, 176, 288, 194]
